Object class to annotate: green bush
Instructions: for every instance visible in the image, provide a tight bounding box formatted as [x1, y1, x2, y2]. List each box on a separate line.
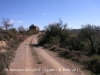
[49, 35, 61, 46]
[0, 34, 6, 41]
[0, 52, 10, 75]
[62, 35, 84, 51]
[85, 55, 100, 74]
[0, 29, 18, 41]
[22, 30, 39, 36]
[38, 34, 48, 45]
[58, 50, 69, 57]
[78, 25, 100, 54]
[39, 19, 69, 45]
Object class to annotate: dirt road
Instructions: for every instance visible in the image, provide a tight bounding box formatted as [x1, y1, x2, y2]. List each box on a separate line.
[7, 35, 85, 75]
[7, 36, 35, 75]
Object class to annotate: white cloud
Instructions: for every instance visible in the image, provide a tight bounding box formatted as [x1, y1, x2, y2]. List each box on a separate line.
[3, 19, 23, 25]
[13, 15, 19, 17]
[42, 13, 46, 15]
[15, 20, 23, 23]
[8, 20, 14, 24]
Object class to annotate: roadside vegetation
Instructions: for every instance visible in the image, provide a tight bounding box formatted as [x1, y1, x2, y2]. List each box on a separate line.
[38, 19, 100, 75]
[0, 18, 39, 75]
[30, 43, 42, 64]
[1, 17, 100, 75]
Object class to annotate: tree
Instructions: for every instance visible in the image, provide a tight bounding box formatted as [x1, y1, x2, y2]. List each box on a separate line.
[1, 18, 13, 30]
[79, 24, 100, 54]
[39, 19, 69, 45]
[45, 19, 68, 42]
[17, 25, 26, 33]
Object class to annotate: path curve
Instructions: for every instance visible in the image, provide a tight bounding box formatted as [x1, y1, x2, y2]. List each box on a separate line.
[32, 35, 85, 75]
[7, 35, 85, 75]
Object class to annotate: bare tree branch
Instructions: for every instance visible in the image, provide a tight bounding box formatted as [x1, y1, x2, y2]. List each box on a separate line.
[1, 18, 13, 30]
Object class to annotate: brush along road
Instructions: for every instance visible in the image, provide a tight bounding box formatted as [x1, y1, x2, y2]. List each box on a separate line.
[7, 35, 85, 75]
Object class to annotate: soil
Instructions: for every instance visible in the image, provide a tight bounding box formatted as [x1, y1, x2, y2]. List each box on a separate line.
[7, 35, 85, 75]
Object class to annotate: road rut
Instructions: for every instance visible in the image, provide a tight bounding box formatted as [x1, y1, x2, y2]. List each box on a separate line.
[7, 36, 34, 75]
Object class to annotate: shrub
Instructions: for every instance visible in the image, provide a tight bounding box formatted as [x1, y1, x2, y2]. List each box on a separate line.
[49, 35, 61, 46]
[58, 50, 69, 57]
[39, 19, 69, 45]
[78, 25, 100, 54]
[85, 55, 100, 74]
[0, 52, 10, 75]
[62, 35, 84, 51]
[0, 34, 6, 41]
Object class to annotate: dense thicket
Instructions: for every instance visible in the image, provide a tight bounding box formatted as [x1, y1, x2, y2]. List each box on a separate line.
[39, 20, 69, 45]
[79, 25, 100, 54]
[39, 20, 100, 75]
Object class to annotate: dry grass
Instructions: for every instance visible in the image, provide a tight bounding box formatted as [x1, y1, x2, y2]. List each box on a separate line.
[30, 44, 43, 64]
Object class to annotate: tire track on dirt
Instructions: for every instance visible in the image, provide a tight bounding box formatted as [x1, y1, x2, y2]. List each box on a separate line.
[7, 36, 34, 75]
[31, 35, 84, 75]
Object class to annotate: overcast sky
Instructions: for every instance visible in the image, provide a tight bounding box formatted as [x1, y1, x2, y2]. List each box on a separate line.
[0, 0, 100, 30]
